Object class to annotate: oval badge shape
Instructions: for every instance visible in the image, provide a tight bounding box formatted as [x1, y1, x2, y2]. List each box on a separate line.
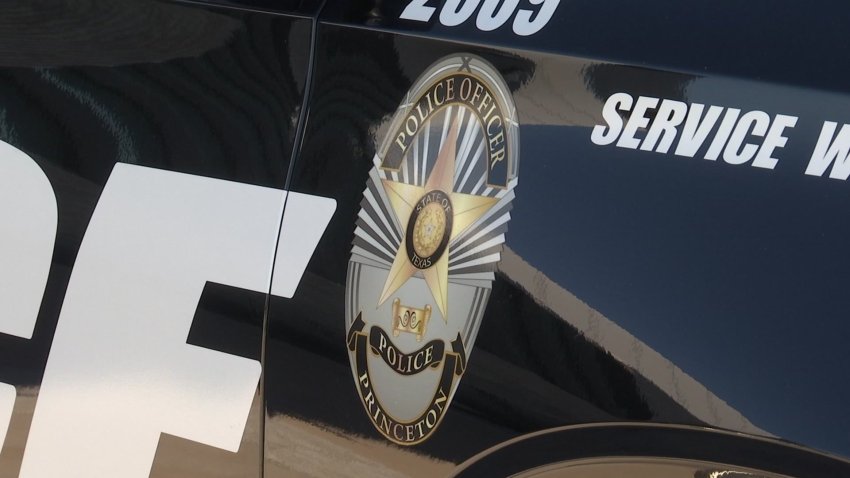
[345, 54, 520, 445]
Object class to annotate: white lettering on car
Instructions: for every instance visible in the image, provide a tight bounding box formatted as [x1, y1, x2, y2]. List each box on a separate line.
[591, 93, 799, 172]
[0, 151, 334, 477]
[0, 140, 57, 451]
[806, 121, 850, 179]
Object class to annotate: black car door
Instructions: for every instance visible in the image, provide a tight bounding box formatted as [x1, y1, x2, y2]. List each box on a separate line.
[0, 1, 318, 476]
[265, 1, 850, 477]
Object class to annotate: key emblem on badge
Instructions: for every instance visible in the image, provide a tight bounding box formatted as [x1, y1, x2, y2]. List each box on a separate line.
[345, 54, 519, 445]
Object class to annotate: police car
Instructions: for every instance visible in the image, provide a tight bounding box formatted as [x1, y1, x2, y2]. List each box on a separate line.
[1, 0, 849, 476]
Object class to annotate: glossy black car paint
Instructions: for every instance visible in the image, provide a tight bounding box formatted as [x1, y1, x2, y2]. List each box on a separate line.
[0, 0, 849, 476]
[267, 0, 850, 475]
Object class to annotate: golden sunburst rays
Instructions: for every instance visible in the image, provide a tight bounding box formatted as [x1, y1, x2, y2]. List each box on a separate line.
[378, 113, 499, 321]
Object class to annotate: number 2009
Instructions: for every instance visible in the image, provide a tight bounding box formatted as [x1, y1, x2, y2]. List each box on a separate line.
[401, 0, 561, 36]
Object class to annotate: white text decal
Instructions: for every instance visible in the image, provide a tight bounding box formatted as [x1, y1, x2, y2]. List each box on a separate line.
[401, 0, 560, 36]
[0, 158, 335, 477]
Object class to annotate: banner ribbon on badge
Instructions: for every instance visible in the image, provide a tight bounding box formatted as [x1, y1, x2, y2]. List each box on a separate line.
[346, 313, 467, 445]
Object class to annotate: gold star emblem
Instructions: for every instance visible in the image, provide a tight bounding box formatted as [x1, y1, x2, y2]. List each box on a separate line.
[378, 114, 499, 321]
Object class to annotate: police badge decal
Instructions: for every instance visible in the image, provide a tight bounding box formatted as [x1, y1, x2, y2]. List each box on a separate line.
[345, 55, 519, 445]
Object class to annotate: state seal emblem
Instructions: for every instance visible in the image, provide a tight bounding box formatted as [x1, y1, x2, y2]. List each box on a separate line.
[345, 55, 519, 445]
